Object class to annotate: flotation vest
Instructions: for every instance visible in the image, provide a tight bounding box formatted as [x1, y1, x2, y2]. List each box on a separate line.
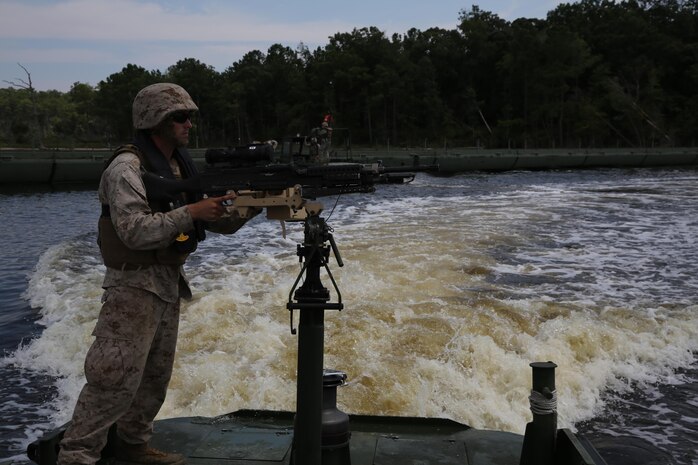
[98, 133, 205, 269]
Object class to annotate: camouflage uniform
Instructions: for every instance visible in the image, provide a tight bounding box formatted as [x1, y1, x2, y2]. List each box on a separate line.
[56, 152, 191, 465]
[308, 123, 332, 164]
[58, 151, 246, 465]
[58, 82, 249, 465]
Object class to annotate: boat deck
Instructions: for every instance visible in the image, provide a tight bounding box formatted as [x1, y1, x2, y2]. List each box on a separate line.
[28, 410, 607, 465]
[146, 410, 523, 465]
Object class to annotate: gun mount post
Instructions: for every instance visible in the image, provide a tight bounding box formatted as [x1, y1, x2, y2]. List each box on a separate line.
[287, 214, 345, 465]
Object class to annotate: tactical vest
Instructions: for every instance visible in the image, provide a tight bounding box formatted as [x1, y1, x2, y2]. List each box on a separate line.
[98, 133, 205, 270]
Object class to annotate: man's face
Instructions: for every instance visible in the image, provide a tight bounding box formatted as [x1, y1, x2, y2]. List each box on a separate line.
[156, 111, 193, 147]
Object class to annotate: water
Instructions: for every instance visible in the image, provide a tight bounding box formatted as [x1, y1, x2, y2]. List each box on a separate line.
[1, 169, 696, 464]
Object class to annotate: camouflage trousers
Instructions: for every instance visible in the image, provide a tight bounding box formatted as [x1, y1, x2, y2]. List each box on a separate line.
[57, 286, 180, 465]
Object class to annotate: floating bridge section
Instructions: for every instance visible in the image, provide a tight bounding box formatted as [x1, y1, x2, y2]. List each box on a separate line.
[1, 147, 696, 185]
[342, 147, 698, 173]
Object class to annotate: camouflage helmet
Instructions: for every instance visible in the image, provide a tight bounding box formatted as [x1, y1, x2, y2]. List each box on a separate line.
[132, 83, 198, 129]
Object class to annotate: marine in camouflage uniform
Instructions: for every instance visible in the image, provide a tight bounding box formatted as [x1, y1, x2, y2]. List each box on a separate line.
[308, 121, 332, 164]
[58, 83, 249, 465]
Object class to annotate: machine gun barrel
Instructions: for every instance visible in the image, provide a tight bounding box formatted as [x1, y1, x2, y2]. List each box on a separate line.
[197, 162, 377, 198]
[143, 160, 433, 203]
[141, 143, 438, 221]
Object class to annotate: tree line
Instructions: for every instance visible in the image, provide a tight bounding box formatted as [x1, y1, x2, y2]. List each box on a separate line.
[2, 0, 697, 150]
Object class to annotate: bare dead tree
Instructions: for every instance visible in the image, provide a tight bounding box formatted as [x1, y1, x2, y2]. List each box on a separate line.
[3, 63, 43, 148]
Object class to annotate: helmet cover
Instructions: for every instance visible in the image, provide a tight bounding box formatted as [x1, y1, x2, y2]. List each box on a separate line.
[132, 83, 198, 129]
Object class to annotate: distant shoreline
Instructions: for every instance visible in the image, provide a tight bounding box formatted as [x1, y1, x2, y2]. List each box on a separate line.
[1, 147, 696, 185]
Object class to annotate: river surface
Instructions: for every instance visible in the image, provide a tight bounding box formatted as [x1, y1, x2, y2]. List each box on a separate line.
[0, 168, 696, 464]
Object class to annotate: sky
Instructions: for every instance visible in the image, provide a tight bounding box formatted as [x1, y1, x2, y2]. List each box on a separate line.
[0, 0, 570, 92]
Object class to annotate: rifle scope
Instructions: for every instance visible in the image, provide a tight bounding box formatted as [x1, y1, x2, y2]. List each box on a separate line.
[205, 143, 273, 166]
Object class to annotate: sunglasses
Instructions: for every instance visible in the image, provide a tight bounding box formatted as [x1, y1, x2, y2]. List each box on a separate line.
[170, 111, 193, 124]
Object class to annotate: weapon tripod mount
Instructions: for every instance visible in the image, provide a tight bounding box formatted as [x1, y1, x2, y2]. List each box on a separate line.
[286, 214, 349, 465]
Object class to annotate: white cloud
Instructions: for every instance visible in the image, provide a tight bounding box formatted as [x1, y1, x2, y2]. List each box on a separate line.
[0, 0, 348, 44]
[0, 46, 115, 64]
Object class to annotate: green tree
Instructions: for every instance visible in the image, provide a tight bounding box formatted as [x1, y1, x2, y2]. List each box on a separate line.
[400, 27, 472, 145]
[547, 0, 685, 146]
[39, 89, 73, 146]
[316, 27, 403, 145]
[222, 50, 272, 143]
[166, 58, 221, 147]
[67, 82, 101, 144]
[457, 6, 512, 147]
[95, 64, 162, 144]
[3, 63, 42, 147]
[0, 88, 33, 145]
[221, 45, 308, 144]
[262, 44, 308, 137]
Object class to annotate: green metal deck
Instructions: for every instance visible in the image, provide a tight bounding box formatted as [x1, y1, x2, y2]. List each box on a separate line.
[144, 410, 522, 465]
